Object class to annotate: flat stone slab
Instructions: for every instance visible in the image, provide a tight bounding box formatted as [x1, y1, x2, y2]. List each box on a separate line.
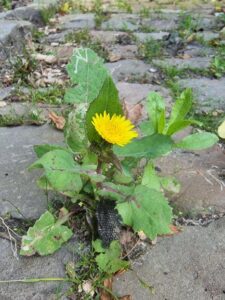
[153, 57, 212, 70]
[0, 237, 76, 299]
[178, 78, 225, 112]
[133, 32, 169, 42]
[156, 145, 225, 215]
[101, 13, 140, 31]
[107, 44, 138, 61]
[59, 13, 95, 31]
[0, 19, 33, 60]
[0, 86, 14, 101]
[113, 216, 225, 300]
[0, 125, 63, 219]
[106, 59, 156, 83]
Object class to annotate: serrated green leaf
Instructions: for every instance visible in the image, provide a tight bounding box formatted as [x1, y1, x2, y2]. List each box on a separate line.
[29, 149, 83, 194]
[166, 88, 192, 129]
[175, 132, 218, 150]
[65, 48, 108, 104]
[147, 92, 166, 133]
[34, 144, 67, 158]
[94, 240, 129, 274]
[98, 182, 135, 202]
[92, 239, 105, 253]
[85, 76, 123, 143]
[116, 185, 172, 240]
[64, 106, 88, 153]
[141, 162, 161, 191]
[113, 134, 174, 158]
[20, 211, 73, 256]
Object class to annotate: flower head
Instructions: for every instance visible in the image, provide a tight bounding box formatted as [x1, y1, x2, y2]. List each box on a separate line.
[92, 111, 138, 147]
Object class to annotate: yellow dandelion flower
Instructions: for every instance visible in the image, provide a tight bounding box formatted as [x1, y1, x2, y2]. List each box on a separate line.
[92, 111, 138, 147]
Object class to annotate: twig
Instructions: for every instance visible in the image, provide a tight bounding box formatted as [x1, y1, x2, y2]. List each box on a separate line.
[0, 217, 19, 260]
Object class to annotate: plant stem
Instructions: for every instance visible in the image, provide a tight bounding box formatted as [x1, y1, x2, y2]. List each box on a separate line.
[0, 277, 71, 284]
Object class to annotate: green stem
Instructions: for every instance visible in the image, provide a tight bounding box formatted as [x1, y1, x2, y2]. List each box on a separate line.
[0, 277, 71, 284]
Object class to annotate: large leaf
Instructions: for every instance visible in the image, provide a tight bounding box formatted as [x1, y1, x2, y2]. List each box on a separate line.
[97, 182, 135, 202]
[29, 149, 83, 194]
[65, 48, 108, 104]
[20, 211, 73, 256]
[165, 119, 201, 136]
[167, 88, 193, 127]
[141, 162, 161, 191]
[116, 185, 172, 240]
[218, 120, 225, 139]
[175, 132, 218, 150]
[34, 144, 67, 158]
[113, 134, 174, 158]
[93, 240, 129, 274]
[147, 92, 166, 133]
[64, 106, 88, 153]
[85, 76, 123, 143]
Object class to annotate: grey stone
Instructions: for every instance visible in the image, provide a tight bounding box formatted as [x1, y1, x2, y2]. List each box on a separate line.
[0, 20, 33, 60]
[59, 13, 95, 31]
[90, 30, 133, 44]
[0, 125, 63, 219]
[153, 57, 212, 71]
[141, 14, 178, 32]
[113, 216, 225, 300]
[178, 78, 225, 112]
[195, 31, 220, 42]
[0, 5, 44, 25]
[107, 44, 138, 61]
[156, 145, 225, 215]
[0, 86, 14, 101]
[181, 44, 215, 57]
[134, 31, 169, 42]
[0, 237, 77, 300]
[101, 13, 140, 31]
[106, 59, 157, 83]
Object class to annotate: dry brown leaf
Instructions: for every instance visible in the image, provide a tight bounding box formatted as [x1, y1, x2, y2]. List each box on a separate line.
[160, 225, 181, 237]
[48, 111, 65, 130]
[138, 231, 147, 241]
[108, 53, 122, 62]
[100, 278, 113, 300]
[179, 53, 191, 59]
[119, 296, 132, 300]
[123, 101, 143, 125]
[120, 230, 133, 245]
[34, 53, 57, 64]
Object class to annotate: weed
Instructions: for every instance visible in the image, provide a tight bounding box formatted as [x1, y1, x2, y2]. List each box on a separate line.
[138, 38, 163, 62]
[139, 24, 154, 33]
[210, 56, 225, 78]
[92, 0, 109, 28]
[12, 48, 37, 85]
[0, 114, 24, 127]
[40, 4, 59, 25]
[30, 85, 65, 105]
[31, 28, 45, 42]
[0, 0, 12, 10]
[116, 0, 132, 13]
[65, 29, 108, 60]
[165, 80, 183, 98]
[178, 13, 198, 37]
[190, 111, 224, 132]
[139, 7, 150, 18]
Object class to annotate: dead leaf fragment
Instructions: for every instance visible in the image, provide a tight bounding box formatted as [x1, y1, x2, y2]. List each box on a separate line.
[119, 296, 132, 300]
[48, 111, 65, 130]
[138, 231, 147, 241]
[123, 101, 143, 125]
[33, 53, 57, 64]
[100, 278, 113, 300]
[0, 101, 7, 108]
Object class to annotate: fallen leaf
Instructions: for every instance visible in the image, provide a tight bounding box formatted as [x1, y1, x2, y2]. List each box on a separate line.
[218, 120, 225, 139]
[119, 296, 132, 300]
[179, 53, 191, 59]
[108, 53, 122, 62]
[48, 111, 65, 130]
[138, 231, 147, 241]
[33, 53, 57, 64]
[123, 101, 143, 125]
[120, 230, 133, 245]
[100, 278, 113, 300]
[0, 101, 7, 108]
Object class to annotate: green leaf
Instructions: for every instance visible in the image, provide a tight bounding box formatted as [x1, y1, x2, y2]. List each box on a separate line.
[29, 149, 83, 194]
[116, 185, 172, 240]
[113, 134, 174, 158]
[166, 89, 192, 131]
[64, 106, 88, 153]
[160, 176, 180, 193]
[139, 120, 155, 136]
[65, 48, 108, 104]
[98, 182, 135, 202]
[94, 240, 129, 274]
[176, 132, 218, 150]
[85, 76, 123, 143]
[165, 119, 201, 136]
[141, 162, 161, 191]
[20, 211, 73, 256]
[92, 239, 105, 253]
[34, 144, 67, 158]
[147, 92, 166, 133]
